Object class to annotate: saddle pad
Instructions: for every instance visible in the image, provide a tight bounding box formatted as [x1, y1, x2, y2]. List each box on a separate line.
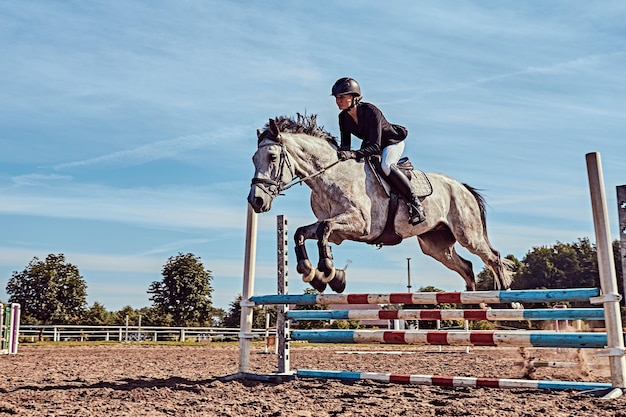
[411, 170, 433, 197]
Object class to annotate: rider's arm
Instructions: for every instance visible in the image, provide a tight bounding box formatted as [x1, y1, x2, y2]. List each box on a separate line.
[338, 112, 352, 151]
[354, 104, 383, 160]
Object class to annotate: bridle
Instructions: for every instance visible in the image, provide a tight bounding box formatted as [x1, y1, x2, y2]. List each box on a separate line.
[251, 131, 339, 197]
[250, 139, 295, 199]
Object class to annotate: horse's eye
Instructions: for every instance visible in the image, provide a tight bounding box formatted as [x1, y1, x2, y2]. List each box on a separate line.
[270, 154, 278, 162]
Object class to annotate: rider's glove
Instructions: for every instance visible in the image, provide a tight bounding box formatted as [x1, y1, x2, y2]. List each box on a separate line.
[337, 150, 356, 161]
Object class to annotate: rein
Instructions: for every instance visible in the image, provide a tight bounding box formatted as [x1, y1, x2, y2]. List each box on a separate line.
[279, 160, 340, 192]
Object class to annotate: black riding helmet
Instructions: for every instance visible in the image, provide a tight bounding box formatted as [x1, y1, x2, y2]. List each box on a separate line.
[331, 77, 361, 97]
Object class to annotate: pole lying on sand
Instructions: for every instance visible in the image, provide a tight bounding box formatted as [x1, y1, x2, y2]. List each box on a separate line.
[296, 369, 613, 392]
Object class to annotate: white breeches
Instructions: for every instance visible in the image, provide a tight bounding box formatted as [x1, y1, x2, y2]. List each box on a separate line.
[381, 141, 405, 176]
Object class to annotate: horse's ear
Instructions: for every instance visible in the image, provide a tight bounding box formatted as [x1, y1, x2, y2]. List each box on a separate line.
[256, 129, 263, 139]
[269, 119, 279, 137]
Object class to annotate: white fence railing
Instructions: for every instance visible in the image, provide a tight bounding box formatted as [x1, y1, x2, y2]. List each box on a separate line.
[19, 325, 273, 343]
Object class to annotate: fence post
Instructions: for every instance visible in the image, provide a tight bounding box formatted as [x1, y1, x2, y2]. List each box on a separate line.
[238, 205, 258, 373]
[277, 215, 290, 373]
[586, 152, 626, 393]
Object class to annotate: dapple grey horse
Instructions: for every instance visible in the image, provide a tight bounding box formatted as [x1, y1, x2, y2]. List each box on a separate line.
[248, 114, 513, 294]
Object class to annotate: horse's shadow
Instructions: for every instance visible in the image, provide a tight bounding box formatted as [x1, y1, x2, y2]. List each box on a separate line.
[5, 376, 218, 393]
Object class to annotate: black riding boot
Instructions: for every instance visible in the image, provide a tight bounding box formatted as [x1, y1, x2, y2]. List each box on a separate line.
[387, 164, 426, 225]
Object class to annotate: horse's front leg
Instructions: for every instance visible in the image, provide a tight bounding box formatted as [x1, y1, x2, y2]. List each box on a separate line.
[315, 221, 336, 283]
[294, 223, 325, 291]
[295, 211, 368, 293]
[294, 222, 342, 293]
[315, 220, 353, 293]
[314, 211, 369, 292]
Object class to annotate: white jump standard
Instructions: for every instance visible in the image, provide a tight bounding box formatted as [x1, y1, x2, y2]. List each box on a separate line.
[1, 303, 21, 355]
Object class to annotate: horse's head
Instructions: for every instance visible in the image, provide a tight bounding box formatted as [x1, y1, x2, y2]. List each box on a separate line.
[248, 119, 295, 213]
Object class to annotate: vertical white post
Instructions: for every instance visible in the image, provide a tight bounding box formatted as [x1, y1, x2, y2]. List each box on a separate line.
[0, 304, 5, 353]
[238, 205, 258, 373]
[586, 152, 626, 390]
[277, 215, 291, 373]
[7, 304, 18, 354]
[617, 185, 626, 306]
[263, 311, 271, 354]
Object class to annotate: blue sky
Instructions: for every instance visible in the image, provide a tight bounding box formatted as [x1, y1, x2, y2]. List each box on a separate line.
[1, 1, 624, 312]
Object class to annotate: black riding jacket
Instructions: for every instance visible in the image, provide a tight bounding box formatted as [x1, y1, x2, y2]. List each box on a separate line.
[338, 102, 408, 160]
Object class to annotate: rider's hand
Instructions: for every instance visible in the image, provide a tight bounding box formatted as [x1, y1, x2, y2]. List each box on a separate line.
[337, 150, 356, 161]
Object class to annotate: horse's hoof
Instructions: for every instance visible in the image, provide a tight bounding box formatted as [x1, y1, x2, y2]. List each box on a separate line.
[319, 267, 336, 284]
[298, 260, 315, 282]
[297, 260, 314, 275]
[301, 269, 315, 283]
[329, 269, 346, 293]
[317, 257, 334, 275]
[309, 276, 327, 292]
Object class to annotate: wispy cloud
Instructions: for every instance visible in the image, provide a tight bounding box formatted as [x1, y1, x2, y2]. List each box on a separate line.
[53, 133, 215, 170]
[416, 51, 626, 96]
[11, 173, 73, 186]
[53, 126, 251, 170]
[0, 183, 248, 230]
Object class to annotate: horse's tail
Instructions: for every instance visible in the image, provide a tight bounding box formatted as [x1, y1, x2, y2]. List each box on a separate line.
[462, 183, 514, 289]
[462, 183, 488, 230]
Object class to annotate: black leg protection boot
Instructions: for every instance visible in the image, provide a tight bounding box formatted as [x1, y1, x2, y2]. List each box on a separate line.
[387, 164, 426, 225]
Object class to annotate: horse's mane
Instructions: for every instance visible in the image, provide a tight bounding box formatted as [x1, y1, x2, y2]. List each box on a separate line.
[265, 113, 339, 147]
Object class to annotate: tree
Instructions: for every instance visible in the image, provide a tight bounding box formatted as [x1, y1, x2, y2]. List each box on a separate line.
[136, 306, 173, 327]
[210, 307, 227, 327]
[223, 295, 243, 328]
[514, 238, 600, 292]
[115, 305, 141, 325]
[6, 253, 87, 324]
[147, 252, 214, 326]
[83, 302, 116, 326]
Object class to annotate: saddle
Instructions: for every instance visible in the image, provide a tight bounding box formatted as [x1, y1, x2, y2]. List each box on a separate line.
[367, 157, 433, 247]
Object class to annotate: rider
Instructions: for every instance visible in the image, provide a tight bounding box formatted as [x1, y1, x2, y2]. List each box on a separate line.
[332, 77, 426, 225]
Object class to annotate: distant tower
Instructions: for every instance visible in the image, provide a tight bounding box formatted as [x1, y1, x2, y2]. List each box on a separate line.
[407, 258, 412, 292]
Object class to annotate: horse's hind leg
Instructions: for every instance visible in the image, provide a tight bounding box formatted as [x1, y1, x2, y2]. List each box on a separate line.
[470, 244, 513, 290]
[452, 229, 513, 290]
[417, 227, 477, 291]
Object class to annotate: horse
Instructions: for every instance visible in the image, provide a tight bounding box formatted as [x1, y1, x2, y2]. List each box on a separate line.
[248, 114, 513, 294]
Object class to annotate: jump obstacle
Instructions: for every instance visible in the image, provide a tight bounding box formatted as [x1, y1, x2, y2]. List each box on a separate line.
[232, 152, 626, 398]
[1, 303, 20, 355]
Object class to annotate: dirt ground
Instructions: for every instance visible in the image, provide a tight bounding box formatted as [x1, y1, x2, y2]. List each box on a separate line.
[1, 343, 625, 417]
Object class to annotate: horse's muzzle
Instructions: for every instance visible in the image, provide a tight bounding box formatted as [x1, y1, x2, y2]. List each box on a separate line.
[247, 185, 273, 213]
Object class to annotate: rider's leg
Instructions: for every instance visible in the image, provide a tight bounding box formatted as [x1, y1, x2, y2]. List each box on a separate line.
[381, 142, 403, 176]
[382, 144, 426, 225]
[387, 165, 426, 225]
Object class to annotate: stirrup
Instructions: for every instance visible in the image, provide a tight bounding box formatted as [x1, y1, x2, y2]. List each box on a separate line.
[408, 203, 426, 225]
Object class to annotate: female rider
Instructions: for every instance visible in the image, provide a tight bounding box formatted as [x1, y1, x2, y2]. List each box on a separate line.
[332, 77, 426, 225]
